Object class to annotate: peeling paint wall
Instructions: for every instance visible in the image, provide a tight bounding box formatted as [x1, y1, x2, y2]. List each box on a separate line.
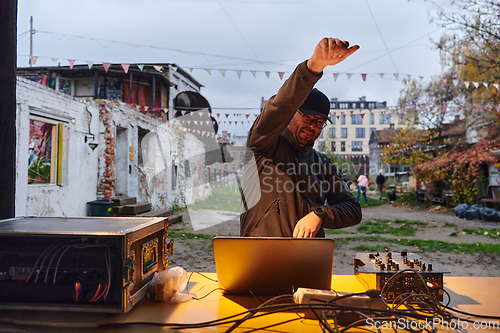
[96, 101, 211, 209]
[15, 77, 100, 217]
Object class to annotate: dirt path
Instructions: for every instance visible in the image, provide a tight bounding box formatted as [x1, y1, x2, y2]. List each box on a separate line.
[168, 204, 500, 277]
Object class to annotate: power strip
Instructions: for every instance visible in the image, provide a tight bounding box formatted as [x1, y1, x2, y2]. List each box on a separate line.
[293, 287, 385, 308]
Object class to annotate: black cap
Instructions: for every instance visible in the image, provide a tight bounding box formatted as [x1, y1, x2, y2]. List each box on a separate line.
[298, 88, 332, 122]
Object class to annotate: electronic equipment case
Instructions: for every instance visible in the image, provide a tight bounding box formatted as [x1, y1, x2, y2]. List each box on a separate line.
[0, 216, 173, 313]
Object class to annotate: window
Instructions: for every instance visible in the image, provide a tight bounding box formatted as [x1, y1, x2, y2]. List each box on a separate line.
[231, 152, 236, 159]
[368, 102, 376, 109]
[355, 128, 365, 138]
[28, 118, 68, 184]
[352, 141, 363, 152]
[331, 142, 336, 152]
[224, 163, 229, 171]
[370, 113, 374, 125]
[369, 128, 376, 137]
[341, 128, 348, 138]
[330, 115, 336, 124]
[360, 102, 365, 109]
[340, 115, 345, 125]
[341, 141, 346, 152]
[232, 163, 236, 171]
[319, 130, 323, 139]
[329, 127, 335, 138]
[214, 162, 219, 170]
[339, 102, 349, 109]
[352, 103, 358, 109]
[239, 163, 244, 170]
[351, 114, 362, 125]
[184, 160, 191, 177]
[239, 152, 245, 160]
[57, 77, 73, 96]
[330, 102, 337, 109]
[318, 141, 325, 152]
[380, 114, 391, 124]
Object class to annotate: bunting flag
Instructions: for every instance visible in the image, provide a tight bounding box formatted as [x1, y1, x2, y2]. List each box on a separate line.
[394, 73, 399, 81]
[68, 59, 76, 69]
[137, 64, 144, 71]
[121, 64, 130, 74]
[464, 81, 470, 88]
[333, 73, 340, 82]
[153, 65, 163, 72]
[379, 73, 384, 79]
[346, 73, 352, 80]
[51, 57, 58, 62]
[188, 68, 193, 72]
[219, 69, 226, 78]
[473, 82, 479, 88]
[278, 72, 285, 80]
[30, 56, 38, 65]
[250, 71, 257, 78]
[103, 62, 111, 73]
[236, 70, 242, 79]
[361, 74, 367, 81]
[265, 71, 270, 78]
[86, 61, 93, 69]
[205, 69, 212, 75]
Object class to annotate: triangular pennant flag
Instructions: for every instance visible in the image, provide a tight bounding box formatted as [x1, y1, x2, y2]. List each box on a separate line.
[30, 56, 38, 65]
[486, 105, 491, 111]
[216, 113, 220, 118]
[121, 64, 130, 74]
[464, 81, 470, 88]
[443, 105, 447, 111]
[225, 114, 229, 118]
[205, 68, 212, 75]
[379, 73, 384, 79]
[393, 73, 399, 81]
[473, 82, 479, 88]
[194, 121, 198, 125]
[144, 106, 149, 111]
[278, 72, 285, 80]
[68, 59, 76, 69]
[442, 78, 447, 84]
[475, 105, 481, 111]
[188, 68, 193, 72]
[235, 70, 242, 79]
[187, 121, 191, 125]
[154, 65, 163, 72]
[494, 84, 499, 91]
[219, 69, 226, 77]
[419, 76, 424, 82]
[197, 130, 201, 135]
[137, 64, 144, 71]
[173, 110, 178, 115]
[360, 113, 365, 119]
[483, 82, 489, 89]
[361, 74, 367, 81]
[265, 71, 270, 78]
[333, 73, 340, 82]
[496, 105, 500, 112]
[246, 114, 250, 119]
[103, 62, 111, 73]
[229, 121, 232, 125]
[51, 57, 58, 62]
[250, 71, 257, 78]
[453, 79, 459, 86]
[346, 73, 352, 80]
[86, 61, 93, 69]
[181, 111, 187, 116]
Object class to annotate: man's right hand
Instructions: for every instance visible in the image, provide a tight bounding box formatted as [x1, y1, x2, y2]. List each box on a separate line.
[307, 38, 359, 75]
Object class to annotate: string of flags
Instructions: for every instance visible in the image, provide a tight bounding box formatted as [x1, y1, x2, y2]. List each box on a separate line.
[21, 54, 500, 89]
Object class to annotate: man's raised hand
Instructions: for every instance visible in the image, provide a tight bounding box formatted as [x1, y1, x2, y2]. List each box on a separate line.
[307, 37, 359, 74]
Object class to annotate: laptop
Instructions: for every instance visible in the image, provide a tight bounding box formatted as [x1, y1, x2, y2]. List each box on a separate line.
[212, 237, 335, 296]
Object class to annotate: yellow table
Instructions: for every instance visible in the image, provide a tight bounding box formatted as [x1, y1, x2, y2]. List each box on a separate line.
[1, 275, 499, 332]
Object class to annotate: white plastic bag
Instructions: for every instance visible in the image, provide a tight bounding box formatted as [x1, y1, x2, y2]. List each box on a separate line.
[151, 266, 192, 303]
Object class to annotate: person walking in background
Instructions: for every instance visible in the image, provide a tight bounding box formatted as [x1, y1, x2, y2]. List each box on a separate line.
[357, 174, 368, 203]
[376, 172, 386, 200]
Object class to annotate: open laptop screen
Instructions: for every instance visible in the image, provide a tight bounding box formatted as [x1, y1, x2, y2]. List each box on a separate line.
[213, 237, 335, 296]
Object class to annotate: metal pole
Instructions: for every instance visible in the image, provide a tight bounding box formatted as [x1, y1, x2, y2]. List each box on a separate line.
[29, 16, 33, 67]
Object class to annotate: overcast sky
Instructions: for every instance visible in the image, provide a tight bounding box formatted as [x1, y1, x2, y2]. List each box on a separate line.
[17, 0, 450, 135]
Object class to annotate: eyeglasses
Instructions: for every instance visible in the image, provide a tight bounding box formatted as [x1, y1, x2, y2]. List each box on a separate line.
[297, 110, 328, 129]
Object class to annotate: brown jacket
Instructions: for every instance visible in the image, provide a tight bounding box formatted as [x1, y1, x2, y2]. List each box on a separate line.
[239, 61, 362, 237]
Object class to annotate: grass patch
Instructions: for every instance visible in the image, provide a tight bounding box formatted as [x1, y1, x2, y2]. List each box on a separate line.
[353, 245, 389, 252]
[169, 232, 213, 240]
[392, 220, 429, 226]
[333, 236, 500, 253]
[444, 222, 458, 228]
[357, 220, 417, 236]
[352, 192, 387, 208]
[324, 229, 355, 235]
[462, 228, 500, 240]
[188, 187, 242, 212]
[450, 232, 458, 237]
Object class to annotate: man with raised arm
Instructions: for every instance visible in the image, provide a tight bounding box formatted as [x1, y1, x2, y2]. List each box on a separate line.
[240, 38, 362, 238]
